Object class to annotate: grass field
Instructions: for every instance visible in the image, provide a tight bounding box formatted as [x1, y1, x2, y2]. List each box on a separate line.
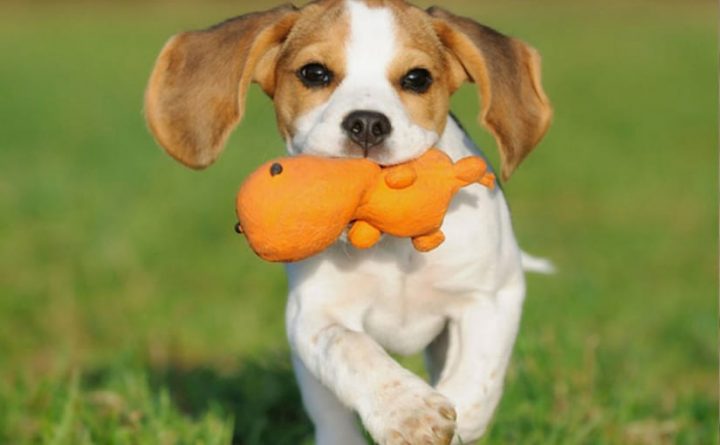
[0, 1, 716, 444]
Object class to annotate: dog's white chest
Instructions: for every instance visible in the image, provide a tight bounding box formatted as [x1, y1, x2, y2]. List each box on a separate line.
[357, 241, 450, 355]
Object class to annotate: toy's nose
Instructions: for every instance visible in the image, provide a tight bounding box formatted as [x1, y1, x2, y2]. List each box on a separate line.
[234, 222, 243, 234]
[341, 110, 392, 155]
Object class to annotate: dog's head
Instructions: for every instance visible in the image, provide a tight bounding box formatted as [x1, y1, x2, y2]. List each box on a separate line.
[145, 0, 551, 180]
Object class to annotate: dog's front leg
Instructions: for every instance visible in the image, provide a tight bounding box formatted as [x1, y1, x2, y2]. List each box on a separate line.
[287, 291, 457, 445]
[292, 354, 368, 445]
[426, 279, 526, 444]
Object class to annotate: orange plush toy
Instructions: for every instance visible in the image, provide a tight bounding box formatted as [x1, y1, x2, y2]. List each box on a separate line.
[235, 148, 495, 262]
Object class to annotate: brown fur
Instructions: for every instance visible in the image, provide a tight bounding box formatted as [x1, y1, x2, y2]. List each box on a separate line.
[386, 3, 454, 136]
[428, 6, 553, 180]
[145, 0, 551, 179]
[272, 1, 349, 139]
[145, 4, 299, 168]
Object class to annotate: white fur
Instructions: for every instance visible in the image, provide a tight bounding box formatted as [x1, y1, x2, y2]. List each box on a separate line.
[282, 2, 528, 444]
[288, 0, 439, 165]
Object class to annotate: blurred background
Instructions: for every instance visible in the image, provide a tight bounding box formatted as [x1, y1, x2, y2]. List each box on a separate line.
[0, 0, 716, 444]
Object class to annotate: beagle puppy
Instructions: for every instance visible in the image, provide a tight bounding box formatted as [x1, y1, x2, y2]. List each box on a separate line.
[145, 1, 552, 444]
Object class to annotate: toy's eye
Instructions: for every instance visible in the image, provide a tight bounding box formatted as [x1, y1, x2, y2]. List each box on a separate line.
[297, 63, 333, 88]
[234, 222, 243, 234]
[401, 68, 433, 94]
[270, 163, 283, 176]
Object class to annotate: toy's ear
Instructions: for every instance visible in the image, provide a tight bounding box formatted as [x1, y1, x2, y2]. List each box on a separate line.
[428, 7, 552, 181]
[145, 5, 299, 169]
[384, 164, 418, 189]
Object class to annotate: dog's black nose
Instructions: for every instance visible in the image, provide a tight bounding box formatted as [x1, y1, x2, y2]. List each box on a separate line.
[341, 110, 392, 154]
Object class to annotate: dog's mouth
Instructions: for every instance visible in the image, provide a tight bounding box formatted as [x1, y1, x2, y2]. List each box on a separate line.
[342, 142, 378, 160]
[340, 141, 432, 167]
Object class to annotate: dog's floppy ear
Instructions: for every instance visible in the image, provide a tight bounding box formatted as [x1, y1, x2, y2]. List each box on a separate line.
[428, 7, 552, 181]
[145, 5, 299, 169]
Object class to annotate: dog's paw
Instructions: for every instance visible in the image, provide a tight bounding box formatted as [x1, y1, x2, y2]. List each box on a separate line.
[368, 385, 457, 445]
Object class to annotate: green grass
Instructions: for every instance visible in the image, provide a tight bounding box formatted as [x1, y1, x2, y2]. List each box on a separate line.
[0, 1, 716, 444]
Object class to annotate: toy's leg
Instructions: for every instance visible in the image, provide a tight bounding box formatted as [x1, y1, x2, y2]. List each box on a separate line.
[424, 279, 525, 444]
[348, 221, 382, 249]
[412, 229, 446, 252]
[292, 355, 367, 445]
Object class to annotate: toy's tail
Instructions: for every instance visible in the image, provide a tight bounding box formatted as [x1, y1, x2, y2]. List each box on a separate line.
[479, 172, 496, 189]
[455, 156, 496, 190]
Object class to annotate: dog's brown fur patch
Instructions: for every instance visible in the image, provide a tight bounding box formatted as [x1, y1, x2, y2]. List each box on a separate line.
[145, 5, 300, 168]
[386, 3, 455, 135]
[428, 6, 553, 180]
[272, 0, 350, 139]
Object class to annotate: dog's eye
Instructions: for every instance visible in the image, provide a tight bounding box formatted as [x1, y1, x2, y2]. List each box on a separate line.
[401, 68, 433, 94]
[297, 63, 333, 88]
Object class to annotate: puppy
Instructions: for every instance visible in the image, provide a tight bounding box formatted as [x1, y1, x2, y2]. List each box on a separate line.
[145, 1, 552, 444]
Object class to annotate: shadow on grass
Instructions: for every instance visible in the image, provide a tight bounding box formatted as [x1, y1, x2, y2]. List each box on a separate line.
[148, 354, 312, 445]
